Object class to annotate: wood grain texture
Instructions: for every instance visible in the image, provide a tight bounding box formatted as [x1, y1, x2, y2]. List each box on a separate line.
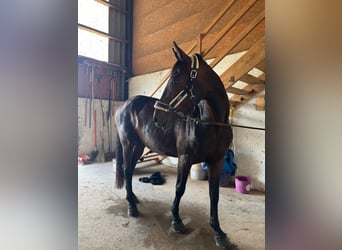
[131, 0, 265, 108]
[132, 0, 265, 76]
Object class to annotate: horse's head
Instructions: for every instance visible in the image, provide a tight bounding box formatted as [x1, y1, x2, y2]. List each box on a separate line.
[153, 42, 206, 131]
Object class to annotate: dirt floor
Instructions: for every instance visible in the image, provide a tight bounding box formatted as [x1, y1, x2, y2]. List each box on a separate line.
[78, 161, 265, 250]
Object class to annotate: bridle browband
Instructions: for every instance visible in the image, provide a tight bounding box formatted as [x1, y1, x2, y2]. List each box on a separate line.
[154, 54, 230, 127]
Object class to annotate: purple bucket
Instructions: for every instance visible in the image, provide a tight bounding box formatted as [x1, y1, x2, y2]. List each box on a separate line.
[235, 176, 252, 194]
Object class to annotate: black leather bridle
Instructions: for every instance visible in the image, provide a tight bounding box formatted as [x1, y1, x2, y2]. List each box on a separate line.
[154, 54, 199, 115]
[154, 54, 230, 127]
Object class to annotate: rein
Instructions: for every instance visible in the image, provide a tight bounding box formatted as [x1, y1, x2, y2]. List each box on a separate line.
[154, 54, 231, 127]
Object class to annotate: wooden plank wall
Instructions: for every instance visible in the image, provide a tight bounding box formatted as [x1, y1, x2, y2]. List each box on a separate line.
[132, 0, 264, 76]
[78, 56, 124, 101]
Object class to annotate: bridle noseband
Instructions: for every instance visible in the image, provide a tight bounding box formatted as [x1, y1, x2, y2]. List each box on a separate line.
[154, 54, 230, 127]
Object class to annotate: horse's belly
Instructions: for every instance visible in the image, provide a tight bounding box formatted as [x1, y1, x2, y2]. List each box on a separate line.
[138, 130, 178, 157]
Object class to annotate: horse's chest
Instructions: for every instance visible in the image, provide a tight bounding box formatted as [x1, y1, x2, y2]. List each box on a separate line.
[178, 125, 228, 151]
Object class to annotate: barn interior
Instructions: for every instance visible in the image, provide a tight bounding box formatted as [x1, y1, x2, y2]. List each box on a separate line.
[78, 0, 265, 249]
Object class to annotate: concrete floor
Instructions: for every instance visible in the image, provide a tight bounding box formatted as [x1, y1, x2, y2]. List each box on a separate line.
[78, 161, 265, 250]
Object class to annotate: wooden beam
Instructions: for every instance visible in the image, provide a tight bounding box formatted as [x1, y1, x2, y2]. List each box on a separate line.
[133, 0, 236, 59]
[149, 2, 265, 97]
[78, 24, 128, 44]
[227, 86, 251, 96]
[149, 26, 265, 96]
[203, 0, 257, 56]
[256, 95, 265, 110]
[220, 36, 265, 89]
[202, 0, 236, 37]
[78, 55, 123, 70]
[240, 74, 265, 86]
[258, 72, 265, 81]
[255, 59, 265, 72]
[95, 0, 128, 14]
[197, 33, 204, 55]
[230, 84, 265, 106]
[135, 0, 235, 61]
[209, 9, 265, 68]
[150, 0, 235, 96]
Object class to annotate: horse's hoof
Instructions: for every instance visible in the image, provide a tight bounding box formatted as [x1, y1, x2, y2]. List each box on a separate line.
[170, 221, 186, 234]
[215, 235, 231, 249]
[128, 207, 139, 217]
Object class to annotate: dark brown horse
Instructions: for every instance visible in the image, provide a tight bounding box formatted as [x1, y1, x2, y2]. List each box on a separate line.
[114, 42, 233, 248]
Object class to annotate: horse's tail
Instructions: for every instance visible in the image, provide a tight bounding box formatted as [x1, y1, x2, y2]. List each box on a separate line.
[115, 134, 125, 189]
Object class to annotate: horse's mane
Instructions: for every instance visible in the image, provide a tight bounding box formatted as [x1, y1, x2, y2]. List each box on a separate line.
[194, 53, 203, 61]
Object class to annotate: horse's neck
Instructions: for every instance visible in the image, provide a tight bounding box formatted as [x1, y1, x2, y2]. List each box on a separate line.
[198, 93, 229, 123]
[205, 90, 229, 122]
[198, 100, 214, 121]
[198, 65, 229, 123]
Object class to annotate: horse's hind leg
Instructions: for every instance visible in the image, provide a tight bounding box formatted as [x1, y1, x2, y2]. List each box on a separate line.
[170, 155, 192, 233]
[122, 141, 144, 217]
[207, 159, 231, 249]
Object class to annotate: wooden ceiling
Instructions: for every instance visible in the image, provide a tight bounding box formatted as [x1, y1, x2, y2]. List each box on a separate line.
[132, 0, 265, 107]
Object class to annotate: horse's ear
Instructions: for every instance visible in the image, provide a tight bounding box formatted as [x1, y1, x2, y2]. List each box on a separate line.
[172, 47, 179, 61]
[172, 41, 189, 62]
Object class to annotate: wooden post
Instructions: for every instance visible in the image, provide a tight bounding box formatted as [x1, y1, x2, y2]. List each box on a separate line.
[256, 95, 265, 110]
[197, 33, 203, 55]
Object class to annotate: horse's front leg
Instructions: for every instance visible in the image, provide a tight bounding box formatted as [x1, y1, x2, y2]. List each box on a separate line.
[207, 159, 231, 249]
[170, 155, 192, 233]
